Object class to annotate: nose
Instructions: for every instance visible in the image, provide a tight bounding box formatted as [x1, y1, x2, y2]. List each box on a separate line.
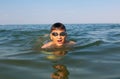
[57, 35, 62, 39]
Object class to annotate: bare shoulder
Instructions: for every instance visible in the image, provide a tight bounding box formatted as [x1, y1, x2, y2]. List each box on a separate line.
[69, 41, 76, 44]
[41, 42, 53, 49]
[66, 41, 76, 46]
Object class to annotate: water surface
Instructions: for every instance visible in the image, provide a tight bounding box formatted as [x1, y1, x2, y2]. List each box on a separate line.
[0, 24, 120, 79]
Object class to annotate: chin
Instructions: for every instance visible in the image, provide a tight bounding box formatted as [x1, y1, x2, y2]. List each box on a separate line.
[56, 43, 64, 47]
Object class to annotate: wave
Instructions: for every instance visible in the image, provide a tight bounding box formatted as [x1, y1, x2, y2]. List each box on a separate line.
[73, 40, 103, 50]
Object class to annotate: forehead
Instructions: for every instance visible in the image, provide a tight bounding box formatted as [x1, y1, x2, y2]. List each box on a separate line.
[51, 29, 65, 33]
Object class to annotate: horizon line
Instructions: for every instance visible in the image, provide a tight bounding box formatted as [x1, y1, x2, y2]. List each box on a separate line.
[0, 22, 120, 25]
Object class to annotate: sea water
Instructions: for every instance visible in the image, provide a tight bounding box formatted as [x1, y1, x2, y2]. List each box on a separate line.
[0, 24, 120, 79]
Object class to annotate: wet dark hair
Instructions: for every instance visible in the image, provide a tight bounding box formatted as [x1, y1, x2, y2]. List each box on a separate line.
[50, 22, 66, 32]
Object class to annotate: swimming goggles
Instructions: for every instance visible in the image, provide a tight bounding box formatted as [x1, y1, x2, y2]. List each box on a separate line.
[51, 32, 67, 36]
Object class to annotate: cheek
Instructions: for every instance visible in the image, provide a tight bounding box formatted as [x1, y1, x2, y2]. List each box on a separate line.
[61, 37, 66, 41]
[52, 37, 57, 41]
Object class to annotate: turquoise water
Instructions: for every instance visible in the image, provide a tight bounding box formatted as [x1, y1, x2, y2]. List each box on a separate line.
[0, 24, 120, 79]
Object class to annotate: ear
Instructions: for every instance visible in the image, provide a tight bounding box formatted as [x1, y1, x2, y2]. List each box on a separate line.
[65, 33, 67, 37]
[50, 34, 53, 40]
[65, 33, 67, 40]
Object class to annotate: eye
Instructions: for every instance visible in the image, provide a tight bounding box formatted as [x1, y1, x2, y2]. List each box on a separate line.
[60, 32, 66, 36]
[52, 32, 58, 36]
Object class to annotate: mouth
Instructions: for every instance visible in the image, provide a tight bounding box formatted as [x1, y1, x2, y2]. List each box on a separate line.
[57, 39, 63, 44]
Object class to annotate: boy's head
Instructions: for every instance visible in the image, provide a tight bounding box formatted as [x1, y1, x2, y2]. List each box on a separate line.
[50, 22, 67, 47]
[50, 22, 66, 32]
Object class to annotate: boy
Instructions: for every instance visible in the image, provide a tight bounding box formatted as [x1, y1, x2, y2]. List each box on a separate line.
[41, 22, 75, 49]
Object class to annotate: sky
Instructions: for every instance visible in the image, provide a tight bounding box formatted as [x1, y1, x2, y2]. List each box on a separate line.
[0, 0, 120, 24]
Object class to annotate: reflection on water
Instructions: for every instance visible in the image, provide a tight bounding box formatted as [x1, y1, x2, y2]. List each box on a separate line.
[41, 49, 70, 79]
[51, 64, 69, 79]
